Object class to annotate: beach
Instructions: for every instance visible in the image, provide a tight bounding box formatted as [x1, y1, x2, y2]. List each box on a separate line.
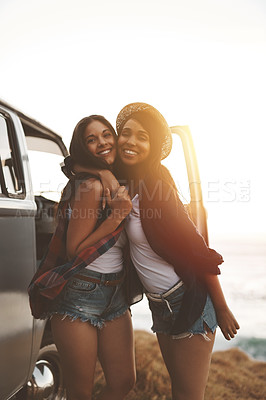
[92, 330, 266, 400]
[131, 234, 266, 362]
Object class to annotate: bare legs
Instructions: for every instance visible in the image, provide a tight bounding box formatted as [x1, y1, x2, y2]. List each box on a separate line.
[97, 311, 136, 400]
[51, 310, 135, 400]
[51, 310, 214, 400]
[51, 315, 97, 399]
[157, 328, 216, 400]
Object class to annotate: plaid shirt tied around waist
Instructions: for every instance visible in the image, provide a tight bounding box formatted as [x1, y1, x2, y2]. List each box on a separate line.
[28, 201, 124, 319]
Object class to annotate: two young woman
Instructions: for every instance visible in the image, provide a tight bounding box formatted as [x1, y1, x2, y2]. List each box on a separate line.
[29, 104, 239, 400]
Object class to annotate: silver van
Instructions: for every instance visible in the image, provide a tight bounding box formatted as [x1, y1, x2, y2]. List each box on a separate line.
[0, 100, 68, 399]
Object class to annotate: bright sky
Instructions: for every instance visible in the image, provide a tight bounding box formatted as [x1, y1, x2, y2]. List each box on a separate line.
[0, 0, 265, 237]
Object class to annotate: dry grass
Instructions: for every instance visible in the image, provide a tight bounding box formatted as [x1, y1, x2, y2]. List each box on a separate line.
[92, 330, 266, 400]
[207, 348, 266, 400]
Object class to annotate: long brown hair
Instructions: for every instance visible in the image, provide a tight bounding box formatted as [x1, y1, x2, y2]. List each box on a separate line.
[70, 115, 116, 170]
[58, 115, 117, 213]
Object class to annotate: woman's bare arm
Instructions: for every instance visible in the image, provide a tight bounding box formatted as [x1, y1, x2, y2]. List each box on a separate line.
[73, 163, 120, 196]
[66, 179, 131, 259]
[204, 274, 240, 340]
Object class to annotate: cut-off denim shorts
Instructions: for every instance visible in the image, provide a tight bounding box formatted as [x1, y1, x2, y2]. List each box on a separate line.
[147, 280, 217, 340]
[49, 268, 129, 329]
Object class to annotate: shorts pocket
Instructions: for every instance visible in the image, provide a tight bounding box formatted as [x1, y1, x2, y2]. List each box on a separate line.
[67, 278, 98, 293]
[202, 295, 217, 331]
[148, 299, 173, 323]
[167, 285, 186, 311]
[148, 299, 163, 314]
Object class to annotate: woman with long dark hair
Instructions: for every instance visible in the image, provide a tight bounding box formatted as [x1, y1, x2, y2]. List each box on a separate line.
[115, 102, 240, 400]
[29, 115, 135, 400]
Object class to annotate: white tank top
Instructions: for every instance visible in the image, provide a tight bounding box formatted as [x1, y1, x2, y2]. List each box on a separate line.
[125, 194, 180, 293]
[85, 230, 126, 273]
[67, 204, 126, 273]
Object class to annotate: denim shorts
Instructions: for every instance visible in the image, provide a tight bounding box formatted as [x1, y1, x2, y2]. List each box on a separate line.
[147, 281, 217, 339]
[49, 268, 129, 328]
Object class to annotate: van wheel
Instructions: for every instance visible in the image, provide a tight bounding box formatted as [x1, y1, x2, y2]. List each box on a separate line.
[16, 342, 66, 400]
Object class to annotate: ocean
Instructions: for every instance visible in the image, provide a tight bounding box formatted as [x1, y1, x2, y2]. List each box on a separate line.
[130, 234, 266, 362]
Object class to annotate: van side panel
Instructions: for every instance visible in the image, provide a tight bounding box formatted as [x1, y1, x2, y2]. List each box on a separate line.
[0, 109, 37, 398]
[0, 210, 36, 398]
[0, 103, 68, 399]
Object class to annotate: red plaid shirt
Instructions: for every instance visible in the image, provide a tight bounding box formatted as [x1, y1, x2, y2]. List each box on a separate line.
[28, 201, 124, 318]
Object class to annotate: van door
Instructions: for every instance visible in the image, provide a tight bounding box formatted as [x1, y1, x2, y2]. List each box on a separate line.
[163, 125, 208, 243]
[0, 109, 36, 398]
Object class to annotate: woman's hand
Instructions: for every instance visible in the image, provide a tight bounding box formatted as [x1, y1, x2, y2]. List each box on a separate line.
[105, 186, 132, 222]
[71, 164, 120, 210]
[203, 273, 240, 340]
[216, 306, 240, 340]
[98, 170, 120, 209]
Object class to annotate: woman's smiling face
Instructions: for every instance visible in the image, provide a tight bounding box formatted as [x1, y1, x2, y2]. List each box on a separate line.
[118, 118, 150, 166]
[84, 120, 116, 165]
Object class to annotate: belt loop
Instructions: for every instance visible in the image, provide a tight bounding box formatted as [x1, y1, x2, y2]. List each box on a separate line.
[100, 274, 105, 285]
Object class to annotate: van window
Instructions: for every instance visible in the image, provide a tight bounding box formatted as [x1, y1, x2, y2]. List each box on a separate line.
[0, 113, 24, 197]
[25, 137, 67, 202]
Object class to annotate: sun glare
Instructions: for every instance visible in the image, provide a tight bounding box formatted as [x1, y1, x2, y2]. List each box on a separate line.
[0, 0, 265, 235]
